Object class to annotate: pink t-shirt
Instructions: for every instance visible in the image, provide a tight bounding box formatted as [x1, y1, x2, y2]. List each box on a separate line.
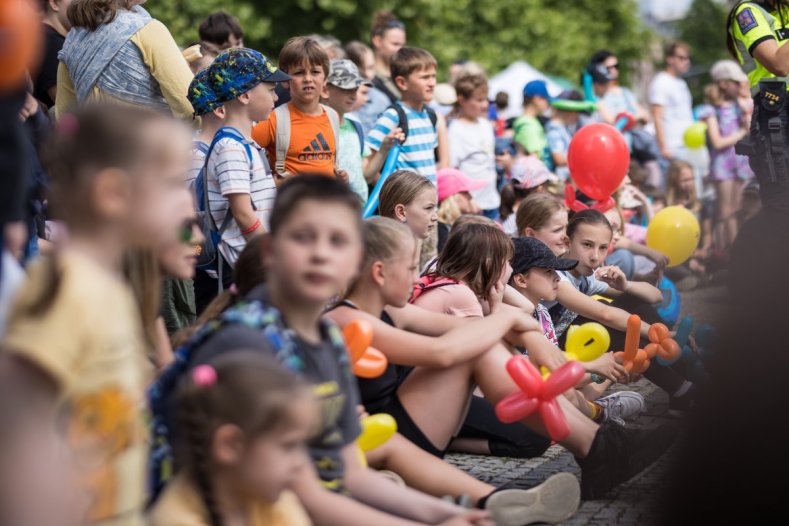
[624, 222, 647, 244]
[412, 283, 485, 318]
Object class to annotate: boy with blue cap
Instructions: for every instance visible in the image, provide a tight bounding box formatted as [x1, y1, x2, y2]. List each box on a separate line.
[513, 80, 552, 161]
[193, 48, 290, 310]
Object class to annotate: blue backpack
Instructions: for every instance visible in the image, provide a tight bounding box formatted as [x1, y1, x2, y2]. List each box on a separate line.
[192, 127, 256, 286]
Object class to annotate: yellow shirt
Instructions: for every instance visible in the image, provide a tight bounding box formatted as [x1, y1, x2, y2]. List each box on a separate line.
[2, 250, 151, 526]
[730, 2, 789, 92]
[56, 20, 194, 119]
[148, 474, 312, 526]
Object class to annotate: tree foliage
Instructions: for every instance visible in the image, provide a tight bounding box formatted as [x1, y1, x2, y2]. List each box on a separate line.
[148, 0, 649, 81]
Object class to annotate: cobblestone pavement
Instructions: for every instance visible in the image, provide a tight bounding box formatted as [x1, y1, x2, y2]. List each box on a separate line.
[446, 285, 728, 525]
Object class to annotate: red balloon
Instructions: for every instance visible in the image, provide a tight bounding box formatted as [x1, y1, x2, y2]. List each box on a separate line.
[539, 399, 571, 441]
[568, 123, 630, 201]
[495, 392, 539, 424]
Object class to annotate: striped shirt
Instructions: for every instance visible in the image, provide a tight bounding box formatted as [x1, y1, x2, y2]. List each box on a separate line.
[206, 136, 277, 267]
[367, 101, 437, 184]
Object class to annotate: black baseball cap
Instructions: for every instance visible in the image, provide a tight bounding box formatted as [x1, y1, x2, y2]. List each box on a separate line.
[511, 237, 578, 275]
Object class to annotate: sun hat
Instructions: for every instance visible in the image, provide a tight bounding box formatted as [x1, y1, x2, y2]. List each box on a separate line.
[437, 168, 486, 203]
[208, 47, 291, 104]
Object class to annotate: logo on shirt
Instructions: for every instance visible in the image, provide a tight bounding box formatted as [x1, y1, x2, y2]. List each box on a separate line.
[737, 7, 758, 35]
[298, 132, 334, 162]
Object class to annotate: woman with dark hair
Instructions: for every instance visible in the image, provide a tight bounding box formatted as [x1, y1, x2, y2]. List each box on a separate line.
[370, 10, 406, 102]
[56, 0, 194, 119]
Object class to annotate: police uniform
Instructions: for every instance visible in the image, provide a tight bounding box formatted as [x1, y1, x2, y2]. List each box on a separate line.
[729, 2, 789, 187]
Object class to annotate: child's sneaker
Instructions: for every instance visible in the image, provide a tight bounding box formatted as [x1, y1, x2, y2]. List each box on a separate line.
[484, 472, 580, 525]
[576, 422, 677, 500]
[596, 391, 646, 425]
[668, 385, 698, 417]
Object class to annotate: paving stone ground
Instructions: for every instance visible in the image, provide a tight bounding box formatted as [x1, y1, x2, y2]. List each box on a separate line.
[446, 284, 728, 525]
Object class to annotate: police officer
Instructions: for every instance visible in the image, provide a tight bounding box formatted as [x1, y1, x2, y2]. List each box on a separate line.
[728, 1, 789, 208]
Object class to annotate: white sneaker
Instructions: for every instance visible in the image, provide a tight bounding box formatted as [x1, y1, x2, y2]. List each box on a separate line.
[596, 391, 646, 425]
[485, 472, 580, 525]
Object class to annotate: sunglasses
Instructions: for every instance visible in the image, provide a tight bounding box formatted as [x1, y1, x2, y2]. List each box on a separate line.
[606, 63, 619, 71]
[673, 54, 691, 61]
[179, 217, 201, 244]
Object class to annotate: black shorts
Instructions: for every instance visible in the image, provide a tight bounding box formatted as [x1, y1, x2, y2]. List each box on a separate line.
[378, 394, 447, 458]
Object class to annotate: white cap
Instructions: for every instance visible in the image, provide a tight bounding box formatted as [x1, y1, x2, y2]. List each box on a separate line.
[710, 60, 747, 83]
[434, 83, 457, 105]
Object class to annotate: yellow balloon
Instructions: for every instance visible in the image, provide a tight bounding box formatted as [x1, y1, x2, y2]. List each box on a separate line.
[683, 122, 707, 149]
[646, 206, 701, 267]
[565, 323, 611, 362]
[357, 413, 397, 452]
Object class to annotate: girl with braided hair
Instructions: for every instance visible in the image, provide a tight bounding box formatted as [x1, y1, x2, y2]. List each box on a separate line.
[149, 352, 315, 526]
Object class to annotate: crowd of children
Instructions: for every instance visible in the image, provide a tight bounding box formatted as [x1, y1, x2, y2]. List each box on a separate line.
[0, 2, 740, 525]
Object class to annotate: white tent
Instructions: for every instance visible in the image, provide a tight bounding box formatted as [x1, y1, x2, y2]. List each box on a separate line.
[488, 61, 563, 120]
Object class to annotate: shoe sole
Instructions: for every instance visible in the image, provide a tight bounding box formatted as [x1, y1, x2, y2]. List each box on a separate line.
[486, 472, 580, 525]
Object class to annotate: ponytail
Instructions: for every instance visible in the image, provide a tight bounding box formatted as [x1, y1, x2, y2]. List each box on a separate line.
[67, 0, 135, 31]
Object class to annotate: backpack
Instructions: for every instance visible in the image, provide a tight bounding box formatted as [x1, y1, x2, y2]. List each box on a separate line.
[347, 117, 366, 155]
[273, 103, 341, 178]
[192, 127, 255, 289]
[147, 294, 349, 502]
[388, 102, 438, 142]
[409, 274, 460, 303]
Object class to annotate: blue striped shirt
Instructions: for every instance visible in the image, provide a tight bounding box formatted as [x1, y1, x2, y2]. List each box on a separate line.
[367, 102, 437, 184]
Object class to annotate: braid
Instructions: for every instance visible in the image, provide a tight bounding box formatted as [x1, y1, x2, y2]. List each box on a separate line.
[181, 394, 223, 526]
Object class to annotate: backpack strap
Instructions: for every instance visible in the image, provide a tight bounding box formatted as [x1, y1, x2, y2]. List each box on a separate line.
[425, 105, 438, 130]
[389, 102, 409, 141]
[409, 275, 460, 303]
[322, 103, 341, 170]
[274, 104, 292, 178]
[348, 117, 366, 156]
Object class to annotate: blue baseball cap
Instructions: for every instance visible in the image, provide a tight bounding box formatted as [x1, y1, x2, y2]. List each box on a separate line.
[208, 48, 291, 104]
[187, 68, 221, 117]
[522, 79, 554, 101]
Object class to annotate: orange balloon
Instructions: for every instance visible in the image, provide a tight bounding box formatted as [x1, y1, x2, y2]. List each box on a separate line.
[343, 320, 374, 363]
[353, 347, 388, 378]
[0, 0, 43, 91]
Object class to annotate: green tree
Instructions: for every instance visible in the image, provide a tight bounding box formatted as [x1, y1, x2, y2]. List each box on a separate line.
[148, 0, 649, 82]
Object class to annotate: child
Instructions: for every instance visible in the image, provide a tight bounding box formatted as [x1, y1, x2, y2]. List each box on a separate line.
[549, 210, 696, 414]
[602, 205, 668, 282]
[508, 236, 642, 424]
[436, 168, 484, 248]
[149, 353, 313, 526]
[412, 221, 676, 499]
[367, 47, 439, 185]
[512, 80, 551, 161]
[323, 59, 402, 201]
[344, 40, 391, 136]
[500, 156, 557, 235]
[252, 37, 345, 182]
[193, 48, 284, 309]
[378, 170, 438, 268]
[699, 60, 753, 250]
[1, 104, 194, 525]
[152, 175, 494, 525]
[545, 93, 587, 181]
[198, 11, 244, 50]
[448, 73, 500, 217]
[515, 193, 570, 256]
[185, 67, 225, 194]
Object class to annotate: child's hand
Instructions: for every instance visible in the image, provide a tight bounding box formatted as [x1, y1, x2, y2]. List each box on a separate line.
[585, 353, 628, 383]
[487, 280, 506, 313]
[595, 265, 628, 291]
[647, 248, 670, 269]
[439, 510, 495, 526]
[540, 349, 568, 373]
[381, 127, 405, 152]
[335, 168, 349, 184]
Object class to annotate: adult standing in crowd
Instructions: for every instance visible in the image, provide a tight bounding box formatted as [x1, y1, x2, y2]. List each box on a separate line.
[34, 0, 72, 109]
[370, 10, 406, 103]
[56, 0, 194, 119]
[649, 42, 694, 172]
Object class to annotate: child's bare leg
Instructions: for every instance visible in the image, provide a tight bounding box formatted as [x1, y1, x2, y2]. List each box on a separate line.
[366, 433, 494, 503]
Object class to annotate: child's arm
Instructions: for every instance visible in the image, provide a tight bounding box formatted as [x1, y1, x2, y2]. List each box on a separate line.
[594, 265, 663, 304]
[326, 305, 536, 368]
[341, 443, 473, 524]
[289, 460, 430, 526]
[556, 281, 652, 340]
[363, 128, 404, 185]
[436, 113, 450, 170]
[704, 113, 747, 150]
[503, 284, 536, 314]
[614, 237, 669, 269]
[226, 194, 261, 239]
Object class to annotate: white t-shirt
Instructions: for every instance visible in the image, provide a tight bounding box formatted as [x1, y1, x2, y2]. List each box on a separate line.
[206, 135, 277, 267]
[648, 71, 694, 152]
[448, 117, 500, 210]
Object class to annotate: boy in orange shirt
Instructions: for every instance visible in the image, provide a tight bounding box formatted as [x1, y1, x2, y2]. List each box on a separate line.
[253, 36, 347, 183]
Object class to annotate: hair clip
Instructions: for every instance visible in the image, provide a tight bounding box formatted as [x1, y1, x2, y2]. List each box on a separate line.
[57, 113, 79, 136]
[192, 365, 218, 387]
